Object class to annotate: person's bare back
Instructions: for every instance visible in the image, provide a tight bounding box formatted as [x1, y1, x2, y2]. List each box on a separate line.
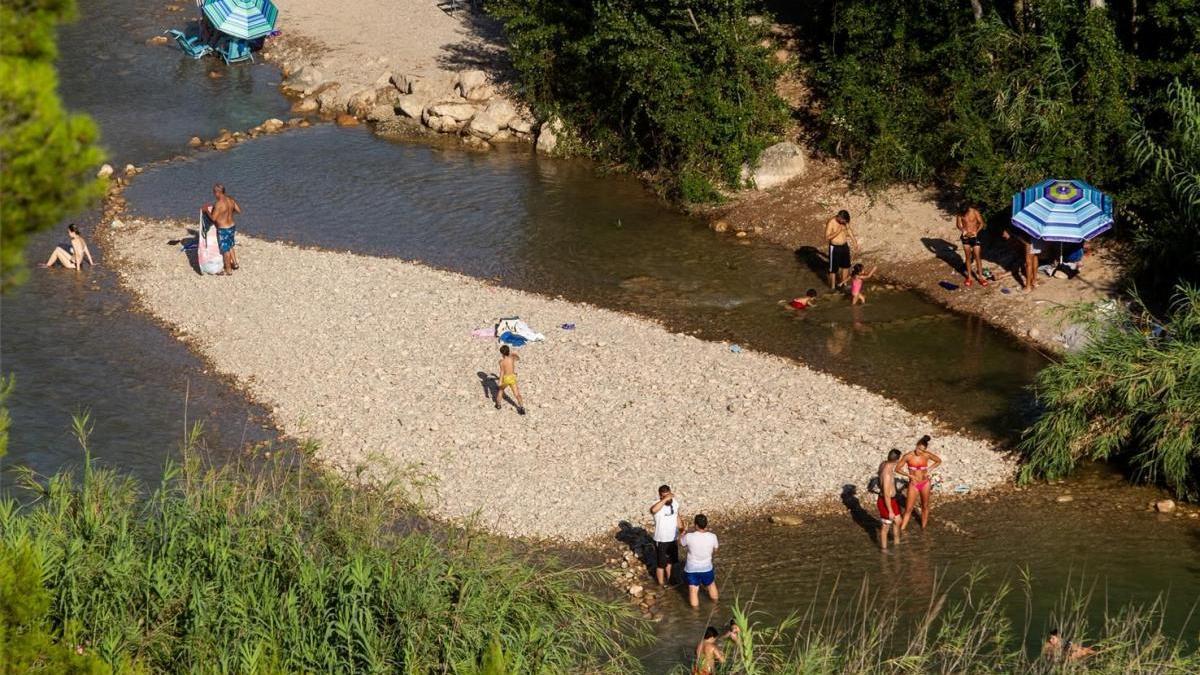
[493, 345, 526, 415]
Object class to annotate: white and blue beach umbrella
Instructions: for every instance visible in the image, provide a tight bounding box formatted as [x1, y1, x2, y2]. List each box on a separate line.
[1010, 179, 1113, 243]
[202, 0, 279, 41]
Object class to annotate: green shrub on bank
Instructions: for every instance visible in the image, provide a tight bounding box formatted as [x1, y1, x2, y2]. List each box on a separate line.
[812, 1, 1136, 211]
[0, 423, 640, 673]
[487, 0, 787, 201]
[1019, 286, 1200, 499]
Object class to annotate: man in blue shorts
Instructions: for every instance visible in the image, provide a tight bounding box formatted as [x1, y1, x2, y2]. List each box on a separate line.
[680, 514, 719, 608]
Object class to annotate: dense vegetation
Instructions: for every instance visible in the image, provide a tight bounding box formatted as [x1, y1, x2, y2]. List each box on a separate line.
[0, 0, 106, 291]
[0, 424, 640, 673]
[675, 571, 1199, 673]
[1019, 285, 1200, 498]
[486, 0, 787, 201]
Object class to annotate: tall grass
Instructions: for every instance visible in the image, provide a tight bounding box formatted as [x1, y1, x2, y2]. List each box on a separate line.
[673, 570, 1199, 674]
[0, 417, 642, 673]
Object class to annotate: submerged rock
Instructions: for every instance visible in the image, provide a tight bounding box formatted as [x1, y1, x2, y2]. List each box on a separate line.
[769, 514, 803, 526]
[335, 113, 359, 127]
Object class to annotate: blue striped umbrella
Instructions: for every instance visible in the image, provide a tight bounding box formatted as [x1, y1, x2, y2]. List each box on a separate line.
[1010, 179, 1113, 243]
[202, 0, 279, 41]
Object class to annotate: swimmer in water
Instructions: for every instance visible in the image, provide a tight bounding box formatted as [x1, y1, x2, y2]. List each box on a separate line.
[790, 288, 818, 310]
[897, 435, 941, 530]
[693, 626, 726, 675]
[850, 263, 876, 305]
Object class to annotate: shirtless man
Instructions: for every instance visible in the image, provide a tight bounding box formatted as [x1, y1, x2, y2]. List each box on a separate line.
[693, 626, 726, 675]
[825, 210, 859, 290]
[205, 183, 241, 275]
[493, 345, 526, 415]
[955, 202, 987, 287]
[876, 449, 902, 550]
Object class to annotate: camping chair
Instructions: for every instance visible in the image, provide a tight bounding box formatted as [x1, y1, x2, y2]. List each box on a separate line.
[215, 36, 254, 64]
[166, 29, 213, 59]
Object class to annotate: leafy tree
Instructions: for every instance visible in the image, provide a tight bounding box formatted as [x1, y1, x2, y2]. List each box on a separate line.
[487, 0, 786, 201]
[0, 0, 106, 292]
[1019, 286, 1200, 498]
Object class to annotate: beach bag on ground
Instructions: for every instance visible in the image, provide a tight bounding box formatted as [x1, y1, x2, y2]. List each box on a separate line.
[197, 213, 223, 275]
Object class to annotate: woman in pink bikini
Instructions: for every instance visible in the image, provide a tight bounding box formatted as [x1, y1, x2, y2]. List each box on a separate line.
[897, 435, 941, 531]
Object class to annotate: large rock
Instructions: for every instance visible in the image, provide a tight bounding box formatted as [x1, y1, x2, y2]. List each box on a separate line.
[741, 141, 808, 190]
[1156, 499, 1176, 513]
[455, 70, 488, 96]
[427, 102, 478, 123]
[283, 65, 324, 94]
[365, 104, 398, 123]
[395, 94, 427, 120]
[315, 84, 345, 113]
[536, 117, 564, 154]
[375, 86, 403, 108]
[404, 73, 456, 99]
[464, 82, 496, 102]
[291, 97, 319, 114]
[96, 163, 114, 179]
[260, 118, 285, 133]
[347, 88, 377, 118]
[508, 113, 536, 135]
[466, 98, 517, 139]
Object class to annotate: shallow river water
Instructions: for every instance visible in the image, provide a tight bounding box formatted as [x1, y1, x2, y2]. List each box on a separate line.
[1, 0, 1196, 670]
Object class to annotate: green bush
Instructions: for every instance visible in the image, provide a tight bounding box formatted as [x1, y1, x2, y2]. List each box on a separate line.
[1019, 286, 1200, 499]
[487, 0, 787, 201]
[0, 0, 106, 292]
[0, 423, 641, 673]
[812, 1, 1136, 211]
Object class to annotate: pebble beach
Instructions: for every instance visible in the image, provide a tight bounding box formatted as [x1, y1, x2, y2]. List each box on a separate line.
[110, 218, 1015, 541]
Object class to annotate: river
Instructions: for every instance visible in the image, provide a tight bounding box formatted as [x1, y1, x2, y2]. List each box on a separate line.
[1, 0, 1196, 669]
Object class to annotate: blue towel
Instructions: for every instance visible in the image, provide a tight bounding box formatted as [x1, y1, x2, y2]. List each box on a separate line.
[498, 331, 527, 347]
[938, 281, 959, 291]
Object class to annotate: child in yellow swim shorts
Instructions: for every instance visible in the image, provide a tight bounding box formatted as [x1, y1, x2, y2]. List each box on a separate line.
[494, 345, 526, 415]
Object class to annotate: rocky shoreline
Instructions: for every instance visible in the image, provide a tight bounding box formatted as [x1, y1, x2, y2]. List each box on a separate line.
[108, 218, 1014, 542]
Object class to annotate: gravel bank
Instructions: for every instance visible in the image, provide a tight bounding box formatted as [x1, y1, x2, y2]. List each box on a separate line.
[110, 219, 1014, 541]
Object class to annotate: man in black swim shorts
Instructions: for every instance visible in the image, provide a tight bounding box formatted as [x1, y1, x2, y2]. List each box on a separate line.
[650, 484, 681, 586]
[825, 210, 858, 290]
[956, 202, 987, 287]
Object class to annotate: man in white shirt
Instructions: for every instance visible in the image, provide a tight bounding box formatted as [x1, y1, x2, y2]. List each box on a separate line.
[650, 484, 681, 586]
[680, 513, 719, 608]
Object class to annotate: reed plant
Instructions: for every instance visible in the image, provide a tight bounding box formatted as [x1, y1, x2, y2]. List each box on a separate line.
[0, 416, 641, 673]
[672, 569, 1199, 674]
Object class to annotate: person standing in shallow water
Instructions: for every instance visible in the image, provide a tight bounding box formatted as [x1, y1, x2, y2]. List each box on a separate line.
[877, 448, 902, 550]
[897, 435, 941, 531]
[825, 209, 858, 290]
[679, 514, 719, 608]
[693, 626, 726, 675]
[650, 484, 681, 586]
[205, 183, 241, 275]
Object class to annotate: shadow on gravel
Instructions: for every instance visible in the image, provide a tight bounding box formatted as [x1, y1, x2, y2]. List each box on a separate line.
[615, 520, 655, 578]
[794, 245, 829, 278]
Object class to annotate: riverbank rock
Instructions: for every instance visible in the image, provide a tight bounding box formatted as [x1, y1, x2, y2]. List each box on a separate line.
[96, 164, 114, 179]
[335, 113, 359, 127]
[466, 98, 517, 139]
[536, 117, 565, 155]
[291, 97, 319, 114]
[1155, 499, 1176, 513]
[424, 102, 477, 133]
[260, 118, 285, 134]
[282, 65, 324, 95]
[741, 141, 807, 190]
[187, 136, 202, 147]
[1054, 494, 1074, 503]
[769, 513, 803, 526]
[347, 88, 378, 117]
[395, 94, 427, 120]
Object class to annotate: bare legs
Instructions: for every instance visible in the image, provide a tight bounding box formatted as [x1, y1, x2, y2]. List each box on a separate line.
[493, 381, 526, 413]
[879, 518, 900, 550]
[43, 247, 76, 269]
[687, 582, 718, 608]
[656, 562, 671, 587]
[900, 484, 932, 530]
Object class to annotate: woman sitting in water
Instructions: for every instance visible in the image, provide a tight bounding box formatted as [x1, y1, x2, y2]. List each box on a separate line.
[41, 224, 95, 270]
[897, 434, 941, 531]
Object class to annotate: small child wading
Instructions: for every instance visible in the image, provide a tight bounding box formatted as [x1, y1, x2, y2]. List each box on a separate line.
[850, 264, 877, 305]
[494, 345, 527, 415]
